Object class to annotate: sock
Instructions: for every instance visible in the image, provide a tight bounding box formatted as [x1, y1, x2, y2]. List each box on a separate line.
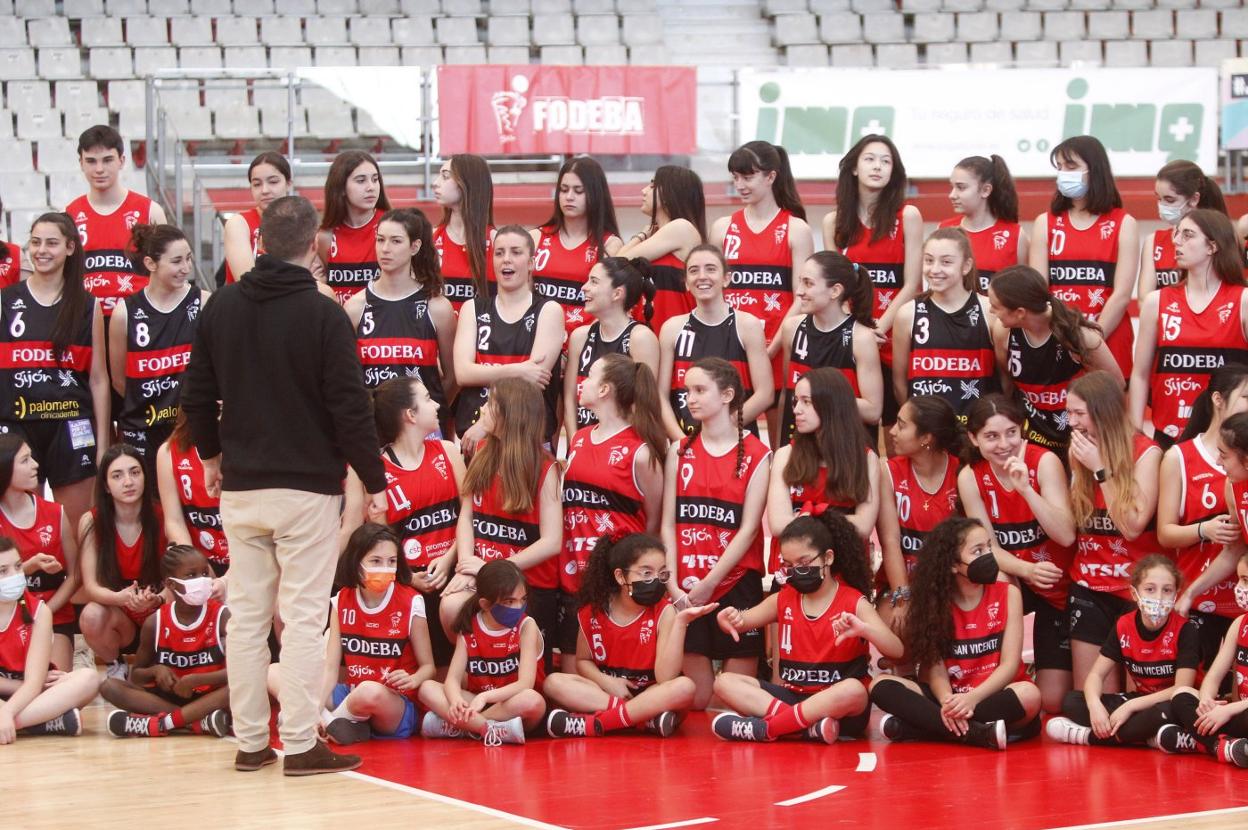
[764, 701, 810, 738]
[164, 709, 186, 731]
[331, 697, 367, 723]
[1171, 692, 1218, 755]
[764, 699, 784, 718]
[870, 679, 958, 741]
[595, 703, 632, 733]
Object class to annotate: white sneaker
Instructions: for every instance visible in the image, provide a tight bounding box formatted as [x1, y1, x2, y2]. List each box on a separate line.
[420, 711, 462, 739]
[1045, 716, 1091, 746]
[104, 660, 129, 682]
[482, 716, 525, 747]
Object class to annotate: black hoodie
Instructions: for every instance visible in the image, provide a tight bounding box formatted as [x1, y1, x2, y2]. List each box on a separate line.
[181, 254, 386, 495]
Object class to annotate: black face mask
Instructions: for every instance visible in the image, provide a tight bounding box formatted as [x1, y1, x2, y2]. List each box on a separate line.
[965, 553, 999, 585]
[786, 566, 825, 594]
[629, 579, 667, 607]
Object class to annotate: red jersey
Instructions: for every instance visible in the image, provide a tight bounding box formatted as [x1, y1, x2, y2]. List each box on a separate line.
[577, 600, 667, 690]
[560, 425, 648, 594]
[946, 581, 1026, 694]
[382, 442, 458, 571]
[673, 432, 769, 601]
[1150, 281, 1248, 440]
[168, 442, 227, 568]
[472, 460, 558, 589]
[462, 613, 544, 693]
[776, 581, 870, 694]
[722, 209, 794, 343]
[1175, 437, 1240, 618]
[0, 495, 72, 626]
[1234, 615, 1248, 701]
[66, 190, 152, 317]
[970, 444, 1073, 610]
[152, 599, 226, 693]
[0, 592, 41, 680]
[1045, 208, 1132, 374]
[224, 208, 261, 284]
[533, 226, 601, 336]
[905, 292, 998, 416]
[887, 454, 961, 575]
[1073, 433, 1162, 599]
[0, 241, 21, 288]
[1101, 609, 1198, 695]
[433, 223, 495, 311]
[643, 251, 692, 333]
[939, 217, 1021, 294]
[1149, 229, 1182, 292]
[840, 208, 907, 364]
[335, 583, 424, 700]
[778, 457, 869, 572]
[324, 211, 381, 305]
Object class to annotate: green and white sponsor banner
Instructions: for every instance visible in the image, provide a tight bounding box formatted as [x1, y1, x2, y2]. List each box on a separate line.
[737, 68, 1216, 179]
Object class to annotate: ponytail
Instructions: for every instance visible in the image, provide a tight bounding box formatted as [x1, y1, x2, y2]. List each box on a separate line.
[727, 141, 806, 221]
[598, 353, 668, 469]
[903, 395, 965, 458]
[807, 251, 874, 328]
[602, 256, 656, 324]
[954, 155, 1019, 224]
[1157, 160, 1228, 216]
[1181, 363, 1248, 443]
[989, 265, 1099, 366]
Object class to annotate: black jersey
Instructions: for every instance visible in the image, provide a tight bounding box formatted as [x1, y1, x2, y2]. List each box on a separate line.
[356, 286, 447, 414]
[0, 282, 95, 423]
[906, 293, 997, 418]
[780, 314, 858, 445]
[118, 288, 199, 432]
[573, 320, 640, 429]
[453, 294, 559, 442]
[669, 308, 753, 436]
[1005, 328, 1082, 450]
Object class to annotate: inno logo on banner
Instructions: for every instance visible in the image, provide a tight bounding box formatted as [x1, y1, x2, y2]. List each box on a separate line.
[491, 75, 644, 144]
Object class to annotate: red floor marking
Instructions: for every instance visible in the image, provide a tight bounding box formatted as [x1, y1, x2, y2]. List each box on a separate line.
[343, 713, 1248, 830]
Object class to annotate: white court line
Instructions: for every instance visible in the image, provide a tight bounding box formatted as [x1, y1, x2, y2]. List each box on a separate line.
[343, 770, 570, 830]
[1047, 806, 1248, 830]
[619, 818, 720, 830]
[855, 752, 877, 772]
[774, 785, 846, 807]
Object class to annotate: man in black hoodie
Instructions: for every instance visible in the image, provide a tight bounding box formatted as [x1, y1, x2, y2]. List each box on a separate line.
[181, 195, 387, 776]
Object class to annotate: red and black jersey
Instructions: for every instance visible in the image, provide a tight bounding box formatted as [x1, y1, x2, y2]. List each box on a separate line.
[1101, 610, 1199, 695]
[463, 613, 545, 694]
[0, 495, 72, 626]
[92, 503, 165, 588]
[572, 320, 640, 429]
[1044, 208, 1132, 374]
[324, 212, 381, 305]
[118, 288, 199, 432]
[66, 191, 151, 317]
[906, 293, 998, 417]
[356, 285, 447, 415]
[560, 425, 648, 594]
[224, 208, 261, 284]
[1150, 281, 1248, 440]
[168, 441, 228, 568]
[453, 294, 559, 441]
[577, 600, 667, 690]
[382, 442, 458, 571]
[642, 251, 691, 334]
[335, 583, 424, 700]
[1149, 229, 1182, 292]
[472, 460, 558, 590]
[0, 241, 21, 289]
[841, 208, 907, 364]
[888, 454, 961, 576]
[0, 591, 42, 680]
[669, 309, 754, 436]
[939, 217, 1020, 294]
[970, 444, 1073, 611]
[153, 599, 226, 692]
[1074, 433, 1162, 599]
[673, 432, 769, 601]
[1175, 437, 1240, 618]
[1005, 327, 1083, 451]
[722, 209, 793, 344]
[533, 226, 602, 336]
[780, 314, 858, 444]
[0, 281, 96, 423]
[946, 581, 1026, 694]
[1234, 615, 1248, 701]
[776, 580, 869, 694]
[433, 223, 495, 312]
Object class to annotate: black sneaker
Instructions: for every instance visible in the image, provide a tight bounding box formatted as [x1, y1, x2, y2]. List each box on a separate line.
[1156, 724, 1202, 755]
[711, 713, 769, 742]
[325, 716, 372, 746]
[1218, 736, 1248, 768]
[546, 709, 599, 738]
[964, 719, 1007, 751]
[879, 713, 906, 742]
[107, 710, 166, 738]
[643, 711, 678, 738]
[194, 709, 233, 738]
[21, 707, 81, 737]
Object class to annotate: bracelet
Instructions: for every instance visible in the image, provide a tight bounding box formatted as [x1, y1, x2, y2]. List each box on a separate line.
[1197, 521, 1206, 543]
[889, 586, 911, 607]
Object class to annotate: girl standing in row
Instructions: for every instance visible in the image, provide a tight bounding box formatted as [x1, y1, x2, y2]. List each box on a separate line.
[223, 152, 291, 284]
[318, 150, 390, 305]
[941, 154, 1027, 293]
[434, 154, 495, 310]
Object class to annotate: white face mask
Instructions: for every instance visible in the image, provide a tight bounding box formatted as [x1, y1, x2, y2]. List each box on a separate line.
[1158, 202, 1187, 225]
[1056, 170, 1088, 199]
[0, 572, 26, 602]
[170, 576, 214, 606]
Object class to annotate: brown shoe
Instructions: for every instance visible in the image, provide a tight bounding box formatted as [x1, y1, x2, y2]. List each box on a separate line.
[282, 740, 362, 776]
[234, 746, 278, 772]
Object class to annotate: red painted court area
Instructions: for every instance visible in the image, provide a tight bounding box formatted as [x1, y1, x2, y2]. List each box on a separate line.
[340, 712, 1248, 829]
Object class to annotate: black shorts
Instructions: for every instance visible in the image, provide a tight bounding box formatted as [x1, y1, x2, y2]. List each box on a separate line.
[555, 589, 581, 656]
[53, 620, 80, 638]
[0, 419, 97, 488]
[417, 587, 455, 667]
[1188, 611, 1234, 677]
[684, 574, 765, 661]
[118, 425, 174, 470]
[527, 586, 560, 665]
[1021, 584, 1072, 672]
[759, 678, 870, 738]
[1067, 583, 1134, 647]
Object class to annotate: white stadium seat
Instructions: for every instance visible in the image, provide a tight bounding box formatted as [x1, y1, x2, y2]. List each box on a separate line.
[1103, 39, 1148, 66]
[927, 41, 970, 62]
[576, 14, 620, 46]
[436, 17, 480, 46]
[820, 13, 864, 44]
[912, 12, 956, 42]
[1059, 40, 1103, 64]
[830, 43, 874, 66]
[314, 46, 358, 66]
[444, 45, 488, 63]
[133, 46, 178, 76]
[876, 42, 918, 67]
[539, 44, 583, 63]
[63, 106, 111, 137]
[488, 15, 530, 45]
[28, 18, 75, 48]
[6, 80, 52, 113]
[1132, 10, 1175, 39]
[39, 48, 84, 80]
[1044, 11, 1087, 39]
[351, 17, 394, 46]
[862, 12, 906, 42]
[532, 14, 575, 46]
[0, 171, 47, 208]
[392, 19, 435, 45]
[261, 18, 306, 47]
[125, 18, 170, 46]
[306, 18, 350, 46]
[357, 45, 401, 64]
[1087, 11, 1129, 39]
[170, 17, 215, 47]
[774, 13, 820, 46]
[217, 18, 260, 46]
[1150, 39, 1193, 65]
[0, 49, 37, 81]
[81, 18, 126, 48]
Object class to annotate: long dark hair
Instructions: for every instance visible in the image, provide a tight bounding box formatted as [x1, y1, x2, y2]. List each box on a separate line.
[777, 511, 872, 599]
[806, 251, 874, 327]
[320, 150, 391, 229]
[990, 264, 1099, 366]
[903, 516, 981, 666]
[247, 151, 292, 183]
[452, 559, 526, 635]
[0, 433, 27, 493]
[602, 256, 656, 324]
[833, 134, 906, 249]
[785, 368, 869, 503]
[962, 393, 1026, 464]
[372, 376, 422, 447]
[902, 395, 965, 457]
[651, 165, 707, 242]
[88, 444, 162, 591]
[1184, 208, 1246, 287]
[1180, 362, 1248, 443]
[335, 522, 412, 590]
[442, 154, 495, 301]
[542, 156, 620, 247]
[954, 155, 1019, 223]
[679, 357, 746, 479]
[1049, 135, 1121, 216]
[31, 213, 90, 366]
[577, 532, 665, 613]
[727, 140, 806, 221]
[378, 208, 442, 297]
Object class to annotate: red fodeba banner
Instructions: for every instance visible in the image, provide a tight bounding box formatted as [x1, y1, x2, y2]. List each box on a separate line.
[437, 65, 698, 155]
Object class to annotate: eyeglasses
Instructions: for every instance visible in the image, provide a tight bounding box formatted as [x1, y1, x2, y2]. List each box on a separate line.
[627, 568, 670, 584]
[773, 555, 823, 584]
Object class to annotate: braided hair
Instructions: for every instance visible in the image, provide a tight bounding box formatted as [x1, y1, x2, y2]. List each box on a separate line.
[679, 357, 746, 479]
